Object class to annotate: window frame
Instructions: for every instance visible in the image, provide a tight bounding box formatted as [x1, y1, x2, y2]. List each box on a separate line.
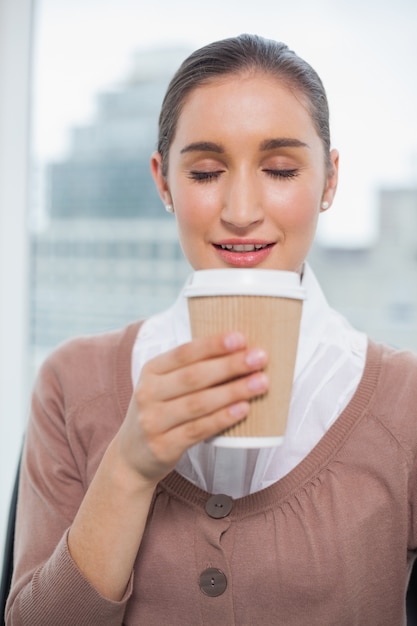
[0, 0, 33, 555]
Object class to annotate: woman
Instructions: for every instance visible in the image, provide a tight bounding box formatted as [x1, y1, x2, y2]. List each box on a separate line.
[6, 34, 417, 625]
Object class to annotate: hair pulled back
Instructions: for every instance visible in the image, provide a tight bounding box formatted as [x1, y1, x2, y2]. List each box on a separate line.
[157, 33, 332, 177]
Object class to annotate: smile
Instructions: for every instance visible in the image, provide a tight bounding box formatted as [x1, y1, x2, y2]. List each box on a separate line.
[219, 243, 269, 252]
[213, 241, 275, 268]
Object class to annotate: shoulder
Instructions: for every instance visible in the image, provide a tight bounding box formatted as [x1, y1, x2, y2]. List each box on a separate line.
[375, 340, 417, 393]
[46, 321, 141, 369]
[369, 339, 417, 450]
[34, 321, 142, 413]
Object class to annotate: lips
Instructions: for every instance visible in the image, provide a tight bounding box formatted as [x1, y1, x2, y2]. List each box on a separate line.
[219, 243, 269, 252]
[213, 240, 275, 267]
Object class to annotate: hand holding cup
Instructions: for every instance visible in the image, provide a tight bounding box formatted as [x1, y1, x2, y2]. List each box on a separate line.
[118, 330, 269, 485]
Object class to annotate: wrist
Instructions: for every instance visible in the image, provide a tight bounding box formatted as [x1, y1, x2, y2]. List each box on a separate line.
[104, 435, 158, 498]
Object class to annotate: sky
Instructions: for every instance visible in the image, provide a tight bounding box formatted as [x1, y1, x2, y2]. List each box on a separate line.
[32, 0, 417, 246]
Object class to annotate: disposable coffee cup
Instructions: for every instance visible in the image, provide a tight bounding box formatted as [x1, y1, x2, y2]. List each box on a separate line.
[184, 268, 305, 448]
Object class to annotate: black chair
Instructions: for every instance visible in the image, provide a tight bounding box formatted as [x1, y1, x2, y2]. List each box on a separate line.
[1, 455, 416, 625]
[408, 560, 417, 626]
[1, 452, 21, 626]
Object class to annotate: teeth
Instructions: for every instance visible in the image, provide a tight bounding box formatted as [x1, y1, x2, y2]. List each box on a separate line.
[220, 244, 268, 252]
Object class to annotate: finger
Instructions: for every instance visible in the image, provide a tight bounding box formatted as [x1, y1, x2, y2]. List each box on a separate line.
[146, 401, 251, 464]
[157, 346, 268, 401]
[139, 370, 269, 436]
[147, 332, 247, 376]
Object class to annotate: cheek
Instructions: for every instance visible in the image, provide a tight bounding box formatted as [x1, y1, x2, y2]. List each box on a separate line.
[287, 203, 319, 230]
[171, 184, 218, 229]
[177, 213, 203, 241]
[173, 199, 208, 255]
[267, 186, 320, 232]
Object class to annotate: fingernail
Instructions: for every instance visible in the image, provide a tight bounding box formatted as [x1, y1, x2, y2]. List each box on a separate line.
[247, 373, 269, 393]
[224, 332, 245, 350]
[228, 401, 249, 418]
[245, 348, 267, 367]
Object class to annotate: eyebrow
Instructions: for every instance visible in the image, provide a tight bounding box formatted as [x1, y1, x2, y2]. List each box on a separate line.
[260, 138, 309, 151]
[180, 138, 309, 155]
[180, 141, 224, 154]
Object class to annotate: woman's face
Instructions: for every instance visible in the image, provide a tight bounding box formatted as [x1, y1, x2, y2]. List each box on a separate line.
[151, 73, 338, 273]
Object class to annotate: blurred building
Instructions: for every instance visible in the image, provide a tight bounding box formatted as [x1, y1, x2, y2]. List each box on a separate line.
[47, 46, 190, 219]
[309, 187, 417, 350]
[30, 218, 190, 347]
[29, 48, 192, 371]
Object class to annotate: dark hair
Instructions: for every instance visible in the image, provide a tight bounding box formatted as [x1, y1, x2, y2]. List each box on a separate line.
[157, 33, 332, 177]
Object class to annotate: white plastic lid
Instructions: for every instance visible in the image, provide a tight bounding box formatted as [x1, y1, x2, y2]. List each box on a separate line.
[184, 268, 305, 299]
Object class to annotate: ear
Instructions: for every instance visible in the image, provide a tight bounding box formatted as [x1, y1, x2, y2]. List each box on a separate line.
[150, 151, 172, 206]
[320, 149, 339, 211]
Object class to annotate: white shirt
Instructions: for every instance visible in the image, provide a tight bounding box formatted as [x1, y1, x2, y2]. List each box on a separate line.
[132, 264, 367, 498]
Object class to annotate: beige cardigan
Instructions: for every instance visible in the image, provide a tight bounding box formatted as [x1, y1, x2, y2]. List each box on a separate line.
[6, 322, 417, 625]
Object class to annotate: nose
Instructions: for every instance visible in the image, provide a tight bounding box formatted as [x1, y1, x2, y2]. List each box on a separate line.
[221, 172, 263, 229]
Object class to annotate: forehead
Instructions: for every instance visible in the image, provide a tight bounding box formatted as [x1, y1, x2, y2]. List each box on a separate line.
[173, 72, 318, 146]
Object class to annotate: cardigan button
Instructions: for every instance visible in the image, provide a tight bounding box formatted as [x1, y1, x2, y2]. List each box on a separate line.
[199, 568, 227, 597]
[205, 494, 233, 519]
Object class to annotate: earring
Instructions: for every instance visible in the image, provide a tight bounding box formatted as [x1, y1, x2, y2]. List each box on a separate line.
[321, 201, 330, 210]
[165, 204, 174, 214]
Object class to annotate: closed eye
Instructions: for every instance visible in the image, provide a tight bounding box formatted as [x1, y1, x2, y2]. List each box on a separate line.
[188, 170, 224, 182]
[263, 169, 299, 180]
